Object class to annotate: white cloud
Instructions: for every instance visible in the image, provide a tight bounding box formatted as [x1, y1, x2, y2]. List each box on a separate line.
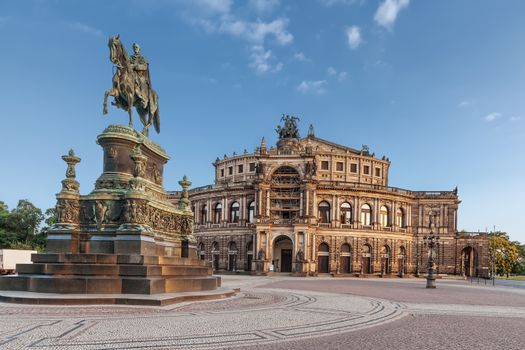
[510, 116, 522, 122]
[374, 0, 410, 30]
[249, 45, 283, 74]
[179, 1, 292, 74]
[458, 100, 471, 108]
[326, 67, 347, 81]
[297, 80, 327, 95]
[249, 0, 280, 14]
[191, 0, 233, 15]
[214, 17, 293, 45]
[484, 112, 501, 122]
[293, 52, 310, 62]
[70, 22, 104, 37]
[318, 0, 360, 6]
[345, 25, 362, 49]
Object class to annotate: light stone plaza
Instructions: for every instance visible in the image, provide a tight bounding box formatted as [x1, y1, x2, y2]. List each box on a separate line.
[1, 2, 525, 349]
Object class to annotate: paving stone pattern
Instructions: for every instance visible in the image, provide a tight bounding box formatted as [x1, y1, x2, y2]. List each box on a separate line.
[0, 276, 524, 349]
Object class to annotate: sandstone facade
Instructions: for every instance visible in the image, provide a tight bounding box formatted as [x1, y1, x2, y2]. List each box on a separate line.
[169, 128, 488, 278]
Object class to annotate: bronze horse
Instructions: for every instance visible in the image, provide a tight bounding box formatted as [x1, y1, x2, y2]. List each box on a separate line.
[103, 35, 160, 136]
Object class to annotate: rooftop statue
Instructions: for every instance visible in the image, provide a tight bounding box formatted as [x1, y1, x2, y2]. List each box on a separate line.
[276, 114, 300, 140]
[103, 35, 160, 136]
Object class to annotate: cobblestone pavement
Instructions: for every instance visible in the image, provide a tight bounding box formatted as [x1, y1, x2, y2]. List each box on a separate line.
[0, 276, 524, 349]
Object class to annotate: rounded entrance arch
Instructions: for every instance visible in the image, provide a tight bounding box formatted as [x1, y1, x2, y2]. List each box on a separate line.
[461, 246, 477, 277]
[340, 243, 352, 273]
[380, 245, 391, 274]
[361, 244, 372, 274]
[273, 235, 293, 272]
[318, 242, 330, 273]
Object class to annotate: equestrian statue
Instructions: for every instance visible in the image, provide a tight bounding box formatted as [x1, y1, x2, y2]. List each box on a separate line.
[103, 35, 160, 136]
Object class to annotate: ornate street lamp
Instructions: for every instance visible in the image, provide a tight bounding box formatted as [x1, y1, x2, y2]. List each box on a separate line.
[424, 212, 440, 289]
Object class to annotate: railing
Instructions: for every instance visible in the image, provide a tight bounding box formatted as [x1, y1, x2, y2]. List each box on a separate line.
[315, 181, 456, 197]
[318, 223, 331, 228]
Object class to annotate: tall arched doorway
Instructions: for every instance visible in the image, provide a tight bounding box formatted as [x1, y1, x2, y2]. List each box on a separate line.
[361, 244, 372, 274]
[318, 243, 330, 273]
[461, 246, 477, 277]
[340, 243, 352, 273]
[273, 235, 293, 272]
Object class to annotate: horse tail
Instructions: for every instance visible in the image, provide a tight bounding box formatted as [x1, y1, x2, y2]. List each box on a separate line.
[153, 105, 160, 134]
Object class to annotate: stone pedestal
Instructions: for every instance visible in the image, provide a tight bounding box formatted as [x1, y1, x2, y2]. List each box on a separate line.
[0, 125, 220, 295]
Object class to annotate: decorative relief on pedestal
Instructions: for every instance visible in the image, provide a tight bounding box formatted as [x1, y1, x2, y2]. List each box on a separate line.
[56, 199, 80, 224]
[150, 163, 162, 185]
[130, 145, 147, 178]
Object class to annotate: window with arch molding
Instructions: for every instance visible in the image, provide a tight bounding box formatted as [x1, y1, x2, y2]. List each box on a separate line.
[360, 204, 372, 226]
[340, 202, 352, 224]
[201, 204, 207, 224]
[248, 201, 255, 223]
[214, 203, 222, 224]
[318, 201, 331, 223]
[396, 208, 405, 227]
[230, 201, 240, 223]
[380, 205, 389, 227]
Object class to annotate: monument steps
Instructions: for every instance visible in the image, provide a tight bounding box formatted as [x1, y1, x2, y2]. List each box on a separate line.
[15, 263, 211, 277]
[0, 274, 220, 294]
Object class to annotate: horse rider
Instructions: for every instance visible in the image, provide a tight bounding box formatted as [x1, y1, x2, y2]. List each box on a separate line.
[129, 43, 150, 109]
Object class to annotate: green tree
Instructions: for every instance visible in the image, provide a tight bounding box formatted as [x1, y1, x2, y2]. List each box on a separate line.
[4, 199, 44, 245]
[511, 242, 525, 275]
[489, 232, 520, 278]
[0, 201, 17, 248]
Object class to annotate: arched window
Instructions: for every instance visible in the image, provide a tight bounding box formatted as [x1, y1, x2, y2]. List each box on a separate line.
[360, 204, 372, 226]
[340, 202, 352, 224]
[319, 242, 329, 252]
[214, 203, 222, 224]
[248, 201, 255, 223]
[318, 201, 331, 223]
[230, 201, 240, 223]
[380, 205, 389, 227]
[229, 241, 237, 251]
[396, 208, 405, 228]
[191, 205, 195, 220]
[201, 204, 208, 224]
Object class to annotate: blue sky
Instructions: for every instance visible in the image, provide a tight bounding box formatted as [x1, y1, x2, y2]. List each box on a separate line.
[0, 0, 524, 242]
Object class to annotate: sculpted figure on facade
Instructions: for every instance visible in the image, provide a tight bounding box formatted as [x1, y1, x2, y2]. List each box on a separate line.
[275, 114, 300, 139]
